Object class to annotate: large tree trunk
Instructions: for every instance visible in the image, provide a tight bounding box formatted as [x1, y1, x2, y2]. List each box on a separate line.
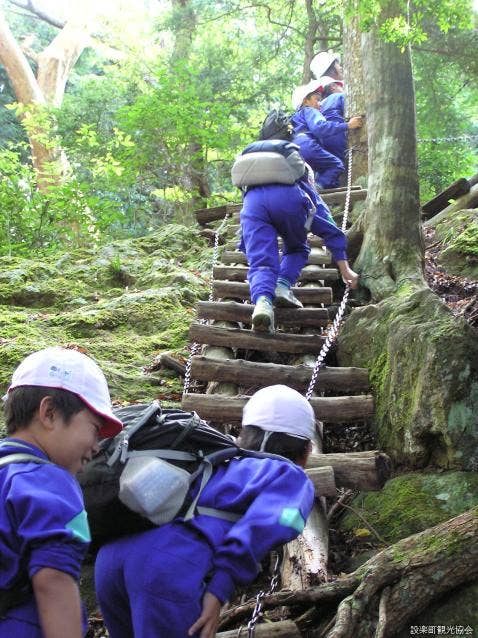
[353, 29, 424, 301]
[343, 16, 368, 183]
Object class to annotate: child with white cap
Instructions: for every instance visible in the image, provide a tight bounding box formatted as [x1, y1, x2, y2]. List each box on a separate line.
[0, 346, 122, 638]
[318, 76, 348, 162]
[95, 385, 315, 638]
[290, 79, 362, 189]
[310, 51, 343, 82]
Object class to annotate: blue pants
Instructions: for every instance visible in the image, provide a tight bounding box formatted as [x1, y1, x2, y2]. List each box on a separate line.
[293, 135, 344, 188]
[322, 132, 347, 163]
[95, 524, 214, 638]
[239, 184, 311, 303]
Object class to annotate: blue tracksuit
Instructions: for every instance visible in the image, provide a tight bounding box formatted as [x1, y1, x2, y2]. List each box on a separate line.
[239, 178, 348, 303]
[0, 439, 90, 637]
[95, 455, 314, 638]
[291, 106, 348, 188]
[320, 93, 347, 162]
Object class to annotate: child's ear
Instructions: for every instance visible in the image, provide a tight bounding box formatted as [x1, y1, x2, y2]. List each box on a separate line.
[38, 396, 58, 431]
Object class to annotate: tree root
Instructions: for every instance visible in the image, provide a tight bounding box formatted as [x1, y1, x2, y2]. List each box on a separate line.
[219, 507, 478, 637]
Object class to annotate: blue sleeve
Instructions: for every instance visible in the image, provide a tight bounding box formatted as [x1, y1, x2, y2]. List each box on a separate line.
[302, 106, 348, 141]
[6, 464, 91, 581]
[205, 459, 315, 603]
[310, 206, 348, 261]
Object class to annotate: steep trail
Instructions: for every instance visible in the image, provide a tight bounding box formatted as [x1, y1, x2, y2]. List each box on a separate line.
[180, 190, 391, 634]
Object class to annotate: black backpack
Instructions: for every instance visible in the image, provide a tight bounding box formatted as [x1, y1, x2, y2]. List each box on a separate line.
[259, 108, 293, 141]
[78, 401, 243, 546]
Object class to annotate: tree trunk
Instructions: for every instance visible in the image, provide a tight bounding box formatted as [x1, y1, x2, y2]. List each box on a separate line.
[343, 16, 368, 184]
[353, 29, 424, 301]
[171, 0, 210, 209]
[0, 5, 95, 188]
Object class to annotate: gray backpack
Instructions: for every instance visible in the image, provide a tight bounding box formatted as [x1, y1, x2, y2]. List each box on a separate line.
[231, 140, 306, 188]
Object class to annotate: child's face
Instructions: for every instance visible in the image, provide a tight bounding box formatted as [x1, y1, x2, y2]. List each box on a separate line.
[328, 83, 344, 94]
[49, 408, 102, 475]
[303, 92, 321, 110]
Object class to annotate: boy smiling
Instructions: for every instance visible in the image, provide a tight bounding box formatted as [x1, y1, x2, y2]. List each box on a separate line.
[0, 346, 122, 638]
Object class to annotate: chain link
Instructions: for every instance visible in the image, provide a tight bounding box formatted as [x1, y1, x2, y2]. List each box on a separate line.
[417, 134, 478, 144]
[305, 286, 350, 401]
[246, 553, 280, 637]
[182, 213, 230, 396]
[341, 147, 354, 232]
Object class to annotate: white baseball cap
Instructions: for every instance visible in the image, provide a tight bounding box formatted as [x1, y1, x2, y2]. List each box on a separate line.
[319, 75, 344, 90]
[292, 80, 323, 110]
[6, 347, 123, 438]
[242, 385, 316, 440]
[310, 51, 339, 79]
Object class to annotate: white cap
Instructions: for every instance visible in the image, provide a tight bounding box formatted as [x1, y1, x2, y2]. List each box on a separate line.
[319, 75, 344, 90]
[6, 347, 122, 438]
[291, 80, 323, 110]
[242, 385, 316, 440]
[310, 51, 339, 79]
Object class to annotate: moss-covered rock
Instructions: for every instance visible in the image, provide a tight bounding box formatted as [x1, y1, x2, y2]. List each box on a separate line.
[338, 286, 478, 469]
[434, 209, 478, 280]
[0, 224, 211, 424]
[341, 471, 478, 543]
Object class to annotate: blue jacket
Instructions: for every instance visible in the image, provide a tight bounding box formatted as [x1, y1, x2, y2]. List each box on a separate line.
[186, 455, 315, 603]
[291, 106, 348, 146]
[320, 93, 345, 122]
[0, 439, 91, 593]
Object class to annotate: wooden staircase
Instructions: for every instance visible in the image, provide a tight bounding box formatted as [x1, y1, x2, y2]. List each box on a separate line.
[179, 190, 388, 605]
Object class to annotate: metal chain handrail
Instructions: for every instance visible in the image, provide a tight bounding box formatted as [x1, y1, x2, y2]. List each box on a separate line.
[341, 146, 354, 232]
[305, 285, 350, 400]
[182, 213, 230, 396]
[245, 553, 281, 637]
[417, 134, 478, 144]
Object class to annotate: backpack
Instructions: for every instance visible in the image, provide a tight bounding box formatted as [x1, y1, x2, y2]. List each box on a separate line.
[259, 108, 292, 141]
[78, 401, 244, 545]
[231, 139, 306, 189]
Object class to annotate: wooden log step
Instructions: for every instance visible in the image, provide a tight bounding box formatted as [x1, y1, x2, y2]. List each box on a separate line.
[181, 393, 374, 423]
[195, 203, 241, 226]
[213, 281, 333, 304]
[305, 466, 337, 497]
[421, 177, 470, 219]
[318, 185, 362, 195]
[197, 301, 329, 327]
[321, 188, 367, 207]
[307, 450, 392, 491]
[189, 323, 325, 354]
[213, 265, 338, 283]
[218, 620, 301, 638]
[220, 248, 332, 266]
[190, 356, 370, 391]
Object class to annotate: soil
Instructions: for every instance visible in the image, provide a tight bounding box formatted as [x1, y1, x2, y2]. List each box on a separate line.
[424, 227, 478, 328]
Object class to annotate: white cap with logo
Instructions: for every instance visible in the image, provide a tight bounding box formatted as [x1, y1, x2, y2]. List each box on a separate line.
[291, 79, 324, 110]
[242, 385, 316, 441]
[6, 346, 123, 438]
[310, 51, 339, 80]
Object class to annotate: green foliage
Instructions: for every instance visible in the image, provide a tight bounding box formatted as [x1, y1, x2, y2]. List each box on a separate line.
[344, 0, 472, 48]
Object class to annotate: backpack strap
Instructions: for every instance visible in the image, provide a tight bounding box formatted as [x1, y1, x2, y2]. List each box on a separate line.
[195, 506, 241, 523]
[0, 453, 52, 469]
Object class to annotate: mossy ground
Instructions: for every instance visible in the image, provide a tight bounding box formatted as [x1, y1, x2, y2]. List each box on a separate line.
[434, 209, 478, 279]
[341, 471, 478, 543]
[0, 224, 212, 432]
